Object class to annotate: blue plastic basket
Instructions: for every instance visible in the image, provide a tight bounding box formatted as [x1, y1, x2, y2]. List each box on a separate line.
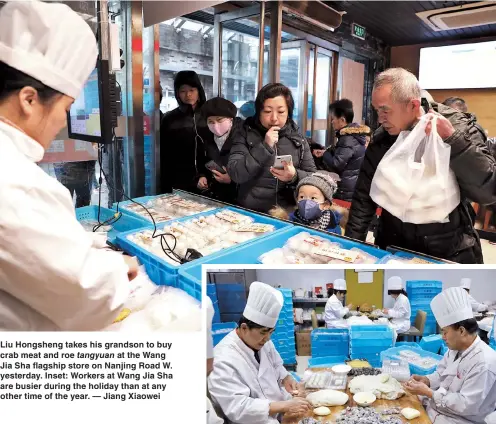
[178, 227, 389, 290]
[406, 280, 443, 289]
[212, 322, 237, 346]
[76, 205, 149, 244]
[308, 356, 348, 368]
[350, 345, 390, 356]
[386, 248, 448, 264]
[395, 342, 420, 349]
[116, 207, 292, 299]
[419, 334, 443, 354]
[381, 346, 442, 376]
[217, 284, 246, 314]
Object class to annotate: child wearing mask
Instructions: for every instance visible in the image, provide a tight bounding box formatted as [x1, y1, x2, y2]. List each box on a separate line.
[201, 97, 241, 204]
[270, 171, 347, 235]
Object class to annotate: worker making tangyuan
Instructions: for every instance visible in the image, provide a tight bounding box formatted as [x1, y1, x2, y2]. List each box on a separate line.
[206, 270, 496, 424]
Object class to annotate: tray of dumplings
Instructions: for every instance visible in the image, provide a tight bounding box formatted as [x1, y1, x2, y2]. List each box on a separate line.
[123, 208, 291, 266]
[304, 371, 348, 390]
[116, 192, 222, 224]
[259, 232, 388, 265]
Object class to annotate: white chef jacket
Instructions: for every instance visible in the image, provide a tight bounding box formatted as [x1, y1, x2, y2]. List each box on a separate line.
[486, 411, 496, 424]
[208, 330, 291, 424]
[0, 121, 130, 330]
[426, 337, 496, 424]
[207, 396, 224, 424]
[387, 293, 411, 334]
[467, 293, 488, 313]
[324, 294, 349, 328]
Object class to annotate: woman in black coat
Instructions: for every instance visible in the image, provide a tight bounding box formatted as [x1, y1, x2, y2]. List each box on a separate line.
[227, 83, 316, 213]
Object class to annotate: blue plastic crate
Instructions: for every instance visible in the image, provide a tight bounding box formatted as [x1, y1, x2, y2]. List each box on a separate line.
[308, 356, 348, 368]
[221, 312, 242, 323]
[386, 248, 447, 264]
[406, 280, 443, 289]
[217, 284, 246, 314]
[117, 206, 293, 294]
[395, 342, 420, 349]
[350, 345, 389, 356]
[419, 334, 443, 354]
[312, 345, 349, 358]
[381, 346, 442, 376]
[76, 206, 149, 244]
[350, 352, 381, 361]
[312, 328, 349, 341]
[273, 338, 294, 350]
[276, 317, 294, 329]
[349, 325, 394, 346]
[207, 284, 217, 296]
[212, 322, 237, 346]
[177, 227, 389, 290]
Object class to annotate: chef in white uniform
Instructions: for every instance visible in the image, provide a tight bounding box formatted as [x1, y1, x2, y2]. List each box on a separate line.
[0, 1, 138, 330]
[383, 276, 411, 337]
[208, 282, 311, 424]
[405, 287, 496, 424]
[487, 411, 496, 424]
[460, 278, 489, 313]
[206, 297, 224, 424]
[324, 279, 352, 328]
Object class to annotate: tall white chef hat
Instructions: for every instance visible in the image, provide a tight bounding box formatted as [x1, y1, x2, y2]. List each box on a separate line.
[388, 276, 403, 291]
[333, 279, 347, 291]
[430, 287, 474, 329]
[0, 0, 98, 99]
[460, 278, 471, 290]
[206, 296, 214, 359]
[243, 282, 283, 328]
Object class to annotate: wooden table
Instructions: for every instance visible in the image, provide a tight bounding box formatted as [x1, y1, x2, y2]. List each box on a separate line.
[282, 368, 432, 424]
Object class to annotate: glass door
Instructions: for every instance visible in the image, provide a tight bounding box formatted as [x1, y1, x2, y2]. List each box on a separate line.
[312, 47, 333, 147]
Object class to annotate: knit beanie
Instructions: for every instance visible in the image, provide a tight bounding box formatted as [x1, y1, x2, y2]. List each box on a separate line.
[202, 97, 237, 119]
[296, 171, 340, 203]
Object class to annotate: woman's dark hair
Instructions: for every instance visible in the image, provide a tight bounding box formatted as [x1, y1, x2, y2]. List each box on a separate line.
[329, 288, 347, 296]
[388, 289, 408, 297]
[0, 61, 61, 103]
[255, 83, 294, 120]
[238, 315, 273, 331]
[329, 98, 354, 124]
[451, 318, 478, 334]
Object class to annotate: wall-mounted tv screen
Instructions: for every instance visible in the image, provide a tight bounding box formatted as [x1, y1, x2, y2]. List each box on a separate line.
[419, 40, 496, 90]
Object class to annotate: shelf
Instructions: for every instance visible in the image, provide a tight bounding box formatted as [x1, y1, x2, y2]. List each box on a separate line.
[293, 298, 329, 304]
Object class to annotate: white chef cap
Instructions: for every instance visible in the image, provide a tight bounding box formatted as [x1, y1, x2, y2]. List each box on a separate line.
[460, 278, 471, 290]
[388, 276, 403, 291]
[0, 0, 98, 99]
[431, 287, 474, 329]
[333, 279, 347, 291]
[206, 296, 214, 359]
[243, 282, 283, 328]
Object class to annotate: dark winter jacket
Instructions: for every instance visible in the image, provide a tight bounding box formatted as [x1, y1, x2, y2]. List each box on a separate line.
[160, 71, 211, 194]
[322, 123, 369, 201]
[228, 117, 317, 213]
[345, 102, 496, 264]
[203, 118, 243, 204]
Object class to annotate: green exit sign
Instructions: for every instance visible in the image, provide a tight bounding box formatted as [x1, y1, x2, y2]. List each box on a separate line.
[352, 23, 366, 40]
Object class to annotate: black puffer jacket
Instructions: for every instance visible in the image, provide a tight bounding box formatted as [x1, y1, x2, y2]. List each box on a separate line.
[322, 123, 369, 201]
[345, 103, 496, 264]
[160, 71, 211, 194]
[203, 118, 243, 204]
[228, 117, 316, 213]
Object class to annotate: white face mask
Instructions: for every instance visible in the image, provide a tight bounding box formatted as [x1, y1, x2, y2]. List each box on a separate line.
[208, 118, 232, 137]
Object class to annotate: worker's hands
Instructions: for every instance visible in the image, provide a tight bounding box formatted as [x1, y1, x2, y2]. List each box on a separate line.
[347, 304, 353, 310]
[265, 126, 280, 148]
[425, 111, 455, 140]
[404, 379, 433, 398]
[197, 177, 209, 190]
[383, 308, 389, 315]
[411, 375, 431, 386]
[212, 168, 231, 184]
[123, 256, 139, 281]
[282, 398, 312, 414]
[270, 161, 296, 182]
[282, 375, 298, 395]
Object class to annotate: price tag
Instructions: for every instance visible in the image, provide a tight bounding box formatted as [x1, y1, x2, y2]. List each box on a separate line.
[315, 247, 359, 263]
[216, 211, 244, 224]
[235, 223, 273, 233]
[304, 237, 323, 246]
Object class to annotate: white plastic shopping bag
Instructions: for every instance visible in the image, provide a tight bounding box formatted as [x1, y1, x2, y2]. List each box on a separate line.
[370, 115, 460, 224]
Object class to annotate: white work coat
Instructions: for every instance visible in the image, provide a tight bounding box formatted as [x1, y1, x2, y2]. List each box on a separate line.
[0, 121, 130, 330]
[324, 294, 349, 328]
[486, 411, 496, 424]
[467, 293, 488, 313]
[208, 330, 291, 424]
[387, 293, 411, 334]
[425, 337, 496, 424]
[207, 397, 224, 424]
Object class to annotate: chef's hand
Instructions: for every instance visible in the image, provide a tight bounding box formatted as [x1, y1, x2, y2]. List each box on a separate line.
[425, 110, 455, 140]
[313, 149, 325, 158]
[282, 375, 298, 395]
[347, 304, 353, 310]
[212, 168, 231, 184]
[383, 308, 389, 314]
[197, 177, 209, 190]
[271, 161, 296, 182]
[283, 398, 312, 414]
[404, 379, 433, 398]
[411, 375, 431, 386]
[123, 256, 139, 281]
[264, 126, 280, 148]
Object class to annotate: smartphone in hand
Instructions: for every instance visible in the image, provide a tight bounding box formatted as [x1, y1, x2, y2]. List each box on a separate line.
[206, 160, 227, 174]
[273, 155, 293, 170]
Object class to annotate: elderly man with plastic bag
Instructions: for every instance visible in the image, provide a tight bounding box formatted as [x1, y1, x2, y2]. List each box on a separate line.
[345, 68, 496, 264]
[404, 287, 496, 424]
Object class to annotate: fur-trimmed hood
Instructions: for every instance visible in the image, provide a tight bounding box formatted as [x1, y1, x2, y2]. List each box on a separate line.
[337, 123, 370, 146]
